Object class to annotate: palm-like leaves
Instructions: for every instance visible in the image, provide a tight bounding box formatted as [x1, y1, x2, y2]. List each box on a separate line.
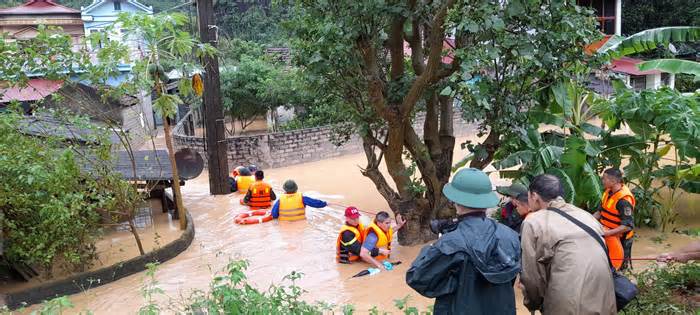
[598, 27, 700, 56]
[637, 59, 700, 77]
[598, 27, 700, 78]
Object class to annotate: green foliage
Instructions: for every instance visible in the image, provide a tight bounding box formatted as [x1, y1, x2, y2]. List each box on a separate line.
[451, 1, 602, 166]
[599, 27, 700, 81]
[622, 263, 700, 314]
[221, 56, 286, 132]
[220, 38, 265, 64]
[214, 0, 290, 45]
[601, 87, 700, 230]
[637, 59, 700, 77]
[676, 73, 700, 93]
[600, 27, 700, 57]
[622, 0, 700, 36]
[180, 260, 333, 314]
[0, 111, 107, 272]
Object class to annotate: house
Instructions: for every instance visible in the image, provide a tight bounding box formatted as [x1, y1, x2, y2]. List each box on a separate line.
[1, 82, 152, 148]
[80, 0, 153, 63]
[0, 0, 84, 51]
[578, 0, 675, 93]
[0, 0, 155, 143]
[577, 0, 622, 36]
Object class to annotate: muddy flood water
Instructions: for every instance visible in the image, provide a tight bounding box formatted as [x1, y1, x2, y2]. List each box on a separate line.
[22, 139, 700, 314]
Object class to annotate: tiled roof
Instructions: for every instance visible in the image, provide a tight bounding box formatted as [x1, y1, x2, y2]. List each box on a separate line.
[0, 0, 80, 15]
[0, 79, 63, 102]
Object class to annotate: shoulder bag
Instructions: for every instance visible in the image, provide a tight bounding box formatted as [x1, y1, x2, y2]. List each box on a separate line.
[547, 207, 638, 311]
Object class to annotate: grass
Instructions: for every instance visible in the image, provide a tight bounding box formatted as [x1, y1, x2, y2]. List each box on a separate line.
[622, 263, 699, 314]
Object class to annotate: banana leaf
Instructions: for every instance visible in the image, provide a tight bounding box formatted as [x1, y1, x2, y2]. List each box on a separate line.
[598, 27, 700, 56]
[637, 59, 700, 77]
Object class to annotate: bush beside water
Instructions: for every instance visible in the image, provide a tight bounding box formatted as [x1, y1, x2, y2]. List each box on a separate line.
[3, 259, 698, 314]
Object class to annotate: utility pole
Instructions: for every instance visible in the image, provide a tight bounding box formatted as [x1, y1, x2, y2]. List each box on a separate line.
[196, 0, 230, 195]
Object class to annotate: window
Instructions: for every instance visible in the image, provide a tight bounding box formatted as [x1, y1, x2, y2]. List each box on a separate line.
[661, 73, 671, 86]
[114, 1, 121, 11]
[630, 75, 646, 91]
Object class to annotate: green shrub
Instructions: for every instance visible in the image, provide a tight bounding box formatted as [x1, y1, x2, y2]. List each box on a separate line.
[0, 110, 127, 274]
[622, 263, 700, 314]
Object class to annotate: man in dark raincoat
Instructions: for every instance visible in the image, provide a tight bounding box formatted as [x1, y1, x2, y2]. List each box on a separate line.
[406, 168, 521, 315]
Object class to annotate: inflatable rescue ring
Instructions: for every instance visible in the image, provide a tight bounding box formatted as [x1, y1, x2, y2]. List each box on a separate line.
[234, 210, 273, 225]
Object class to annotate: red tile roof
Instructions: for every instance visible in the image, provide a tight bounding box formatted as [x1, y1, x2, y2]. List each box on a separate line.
[0, 79, 63, 102]
[0, 0, 80, 15]
[585, 35, 612, 55]
[610, 57, 662, 76]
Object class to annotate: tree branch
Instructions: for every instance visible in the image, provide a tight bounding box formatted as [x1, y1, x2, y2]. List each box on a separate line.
[400, 0, 456, 115]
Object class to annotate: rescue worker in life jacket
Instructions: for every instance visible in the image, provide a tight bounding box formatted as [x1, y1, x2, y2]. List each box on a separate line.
[336, 206, 366, 263]
[361, 211, 406, 270]
[242, 170, 276, 209]
[593, 168, 635, 270]
[271, 180, 327, 221]
[230, 167, 256, 193]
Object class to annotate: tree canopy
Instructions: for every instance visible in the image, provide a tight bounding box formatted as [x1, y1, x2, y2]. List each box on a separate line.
[286, 0, 600, 244]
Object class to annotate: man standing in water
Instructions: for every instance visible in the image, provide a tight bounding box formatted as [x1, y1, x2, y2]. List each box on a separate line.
[406, 168, 521, 314]
[594, 168, 635, 270]
[360, 211, 406, 270]
[271, 180, 327, 221]
[336, 206, 366, 264]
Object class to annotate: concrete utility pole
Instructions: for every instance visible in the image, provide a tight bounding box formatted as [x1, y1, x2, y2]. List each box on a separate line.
[196, 0, 230, 195]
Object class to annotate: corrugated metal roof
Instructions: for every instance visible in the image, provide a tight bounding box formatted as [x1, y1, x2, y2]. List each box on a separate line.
[0, 79, 63, 102]
[0, 0, 80, 15]
[611, 57, 662, 76]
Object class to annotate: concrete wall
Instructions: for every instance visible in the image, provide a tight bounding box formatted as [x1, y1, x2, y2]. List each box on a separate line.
[174, 110, 476, 169]
[120, 103, 150, 149]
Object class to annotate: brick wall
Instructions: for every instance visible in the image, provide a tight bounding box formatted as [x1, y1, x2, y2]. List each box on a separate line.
[174, 110, 476, 169]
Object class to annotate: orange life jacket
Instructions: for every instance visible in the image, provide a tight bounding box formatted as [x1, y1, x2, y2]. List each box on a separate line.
[236, 175, 255, 192]
[247, 181, 272, 209]
[336, 223, 365, 263]
[600, 185, 636, 239]
[362, 222, 392, 261]
[278, 192, 305, 221]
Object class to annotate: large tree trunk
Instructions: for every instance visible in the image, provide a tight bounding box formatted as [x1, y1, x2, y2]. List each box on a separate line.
[354, 0, 459, 245]
[396, 199, 435, 245]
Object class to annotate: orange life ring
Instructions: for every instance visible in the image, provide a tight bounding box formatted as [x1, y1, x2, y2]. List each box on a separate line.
[234, 210, 273, 225]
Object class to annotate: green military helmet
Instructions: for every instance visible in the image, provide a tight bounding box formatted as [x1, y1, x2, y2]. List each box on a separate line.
[283, 180, 298, 193]
[496, 182, 528, 198]
[442, 168, 499, 208]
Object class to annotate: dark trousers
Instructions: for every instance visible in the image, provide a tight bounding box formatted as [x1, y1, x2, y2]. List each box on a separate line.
[621, 236, 634, 270]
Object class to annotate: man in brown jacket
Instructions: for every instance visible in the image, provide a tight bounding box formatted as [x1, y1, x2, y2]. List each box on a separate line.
[520, 175, 616, 315]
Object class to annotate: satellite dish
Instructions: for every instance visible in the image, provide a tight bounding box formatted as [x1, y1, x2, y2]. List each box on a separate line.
[174, 148, 204, 179]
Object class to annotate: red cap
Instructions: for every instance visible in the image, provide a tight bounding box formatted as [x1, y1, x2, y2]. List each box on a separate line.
[344, 206, 361, 219]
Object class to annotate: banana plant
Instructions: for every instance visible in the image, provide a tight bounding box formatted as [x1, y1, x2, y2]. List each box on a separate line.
[598, 26, 700, 79]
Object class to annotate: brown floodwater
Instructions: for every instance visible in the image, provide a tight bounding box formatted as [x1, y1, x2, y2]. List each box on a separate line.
[16, 130, 699, 314]
[1, 199, 181, 294]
